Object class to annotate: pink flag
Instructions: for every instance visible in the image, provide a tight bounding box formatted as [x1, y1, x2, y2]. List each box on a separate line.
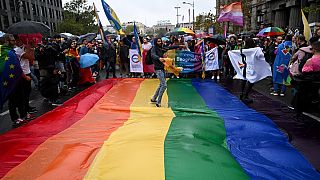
[217, 2, 243, 27]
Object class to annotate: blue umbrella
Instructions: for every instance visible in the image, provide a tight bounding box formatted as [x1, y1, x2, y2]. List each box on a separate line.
[0, 31, 5, 37]
[161, 37, 170, 42]
[80, 53, 100, 68]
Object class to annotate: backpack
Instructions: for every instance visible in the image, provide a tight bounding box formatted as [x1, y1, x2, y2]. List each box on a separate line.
[289, 50, 313, 76]
[145, 47, 153, 65]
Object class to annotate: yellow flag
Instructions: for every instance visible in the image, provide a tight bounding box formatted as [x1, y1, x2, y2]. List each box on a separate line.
[301, 9, 312, 41]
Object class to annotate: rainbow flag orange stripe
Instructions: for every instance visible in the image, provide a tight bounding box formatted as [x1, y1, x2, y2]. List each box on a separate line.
[0, 79, 319, 179]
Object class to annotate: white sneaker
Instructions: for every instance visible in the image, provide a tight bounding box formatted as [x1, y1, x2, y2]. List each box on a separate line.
[217, 76, 220, 80]
[211, 76, 214, 80]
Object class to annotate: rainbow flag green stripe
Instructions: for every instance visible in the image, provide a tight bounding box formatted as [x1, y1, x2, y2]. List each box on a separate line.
[165, 79, 249, 179]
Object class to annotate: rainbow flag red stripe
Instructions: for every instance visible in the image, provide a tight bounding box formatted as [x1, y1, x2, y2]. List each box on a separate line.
[0, 79, 319, 179]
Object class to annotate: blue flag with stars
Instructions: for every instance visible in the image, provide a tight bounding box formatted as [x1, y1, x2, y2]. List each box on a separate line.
[0, 45, 23, 109]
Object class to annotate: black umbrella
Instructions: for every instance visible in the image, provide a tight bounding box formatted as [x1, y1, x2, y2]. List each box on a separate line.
[204, 34, 226, 45]
[78, 33, 96, 43]
[106, 34, 118, 39]
[7, 21, 50, 36]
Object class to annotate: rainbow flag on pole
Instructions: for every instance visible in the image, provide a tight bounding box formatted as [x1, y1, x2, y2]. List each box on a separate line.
[100, 0, 125, 35]
[217, 2, 244, 26]
[0, 79, 319, 179]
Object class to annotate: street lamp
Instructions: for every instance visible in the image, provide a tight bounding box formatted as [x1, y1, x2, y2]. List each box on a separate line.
[183, 1, 194, 30]
[174, 7, 181, 27]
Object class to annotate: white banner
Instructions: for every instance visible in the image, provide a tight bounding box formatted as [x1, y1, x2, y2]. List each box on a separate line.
[228, 47, 272, 83]
[205, 47, 220, 71]
[129, 49, 143, 73]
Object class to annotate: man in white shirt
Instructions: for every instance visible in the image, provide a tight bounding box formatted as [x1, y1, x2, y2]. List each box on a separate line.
[14, 37, 36, 120]
[142, 38, 152, 51]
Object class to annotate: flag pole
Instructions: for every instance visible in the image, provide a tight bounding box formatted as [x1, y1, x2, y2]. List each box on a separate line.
[93, 2, 106, 43]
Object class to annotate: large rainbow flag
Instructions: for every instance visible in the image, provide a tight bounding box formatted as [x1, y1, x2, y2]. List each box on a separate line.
[0, 79, 319, 179]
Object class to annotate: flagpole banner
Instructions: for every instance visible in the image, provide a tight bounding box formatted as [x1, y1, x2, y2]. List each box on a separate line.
[0, 79, 319, 179]
[217, 2, 244, 26]
[93, 3, 106, 43]
[101, 0, 125, 35]
[133, 22, 143, 59]
[301, 9, 312, 41]
[228, 47, 272, 83]
[130, 49, 143, 73]
[205, 47, 220, 71]
[174, 50, 202, 73]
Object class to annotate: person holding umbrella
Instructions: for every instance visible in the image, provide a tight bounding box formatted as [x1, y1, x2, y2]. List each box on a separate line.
[78, 39, 95, 85]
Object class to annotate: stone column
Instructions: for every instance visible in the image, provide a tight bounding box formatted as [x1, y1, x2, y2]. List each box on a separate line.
[28, 0, 34, 21]
[0, 15, 4, 30]
[4, 0, 12, 25]
[275, 10, 287, 28]
[289, 6, 301, 29]
[36, 0, 42, 21]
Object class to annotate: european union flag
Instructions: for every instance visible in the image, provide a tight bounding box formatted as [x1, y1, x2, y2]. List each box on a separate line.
[101, 0, 125, 35]
[0, 45, 23, 109]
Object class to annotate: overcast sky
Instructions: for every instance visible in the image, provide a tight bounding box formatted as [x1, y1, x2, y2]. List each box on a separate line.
[61, 0, 216, 27]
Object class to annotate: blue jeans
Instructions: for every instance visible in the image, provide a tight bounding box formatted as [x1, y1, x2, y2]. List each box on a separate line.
[274, 83, 286, 93]
[152, 70, 167, 105]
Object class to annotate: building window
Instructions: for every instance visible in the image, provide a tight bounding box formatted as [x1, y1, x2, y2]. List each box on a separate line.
[9, 0, 15, 11]
[37, 5, 40, 16]
[4, 15, 9, 29]
[257, 10, 264, 24]
[32, 3, 36, 16]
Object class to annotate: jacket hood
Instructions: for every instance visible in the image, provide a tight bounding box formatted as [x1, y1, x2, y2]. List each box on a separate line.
[300, 45, 313, 53]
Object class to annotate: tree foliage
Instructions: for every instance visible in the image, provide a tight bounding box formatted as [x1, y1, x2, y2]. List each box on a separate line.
[155, 28, 167, 37]
[125, 25, 140, 35]
[57, 0, 97, 35]
[125, 25, 134, 35]
[194, 13, 214, 31]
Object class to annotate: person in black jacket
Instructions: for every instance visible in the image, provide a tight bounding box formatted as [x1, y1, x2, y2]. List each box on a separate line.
[105, 36, 117, 78]
[150, 38, 183, 107]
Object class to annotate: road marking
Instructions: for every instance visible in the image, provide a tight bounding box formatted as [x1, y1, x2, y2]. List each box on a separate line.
[0, 110, 9, 116]
[303, 112, 320, 123]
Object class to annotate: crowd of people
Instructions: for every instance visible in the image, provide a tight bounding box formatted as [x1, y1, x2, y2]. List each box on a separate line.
[1, 27, 320, 127]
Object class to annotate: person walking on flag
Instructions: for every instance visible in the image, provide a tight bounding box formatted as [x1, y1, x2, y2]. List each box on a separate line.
[150, 38, 184, 107]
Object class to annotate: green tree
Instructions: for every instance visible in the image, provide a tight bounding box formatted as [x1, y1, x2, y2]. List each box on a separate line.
[155, 28, 167, 37]
[125, 25, 140, 35]
[125, 25, 134, 35]
[57, 0, 97, 35]
[194, 12, 217, 32]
